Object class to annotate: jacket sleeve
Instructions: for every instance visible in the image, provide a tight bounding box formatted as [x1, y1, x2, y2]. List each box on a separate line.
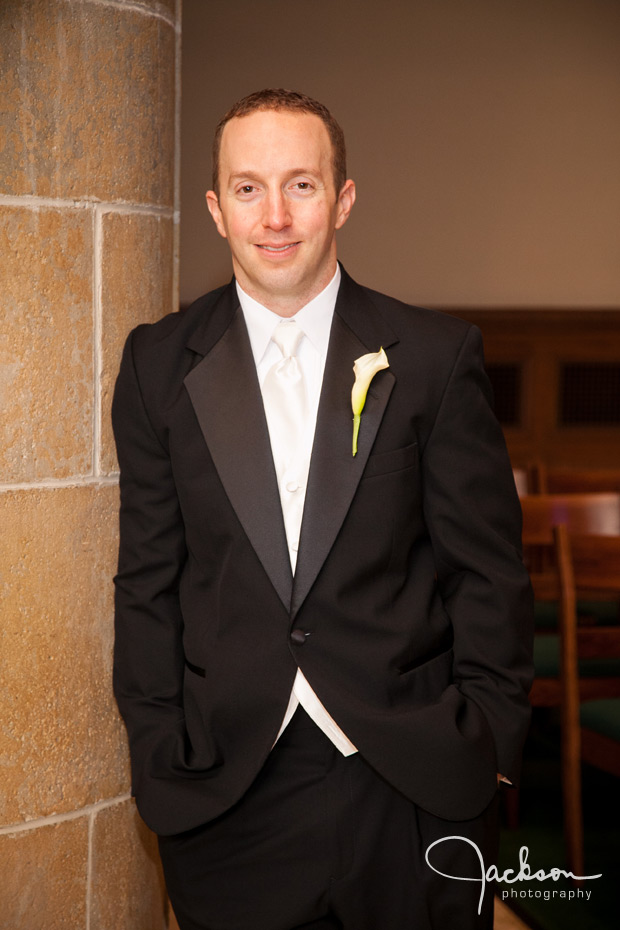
[420, 324, 534, 785]
[111, 328, 194, 795]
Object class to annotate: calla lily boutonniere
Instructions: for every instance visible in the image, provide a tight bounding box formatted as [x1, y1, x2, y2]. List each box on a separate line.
[351, 348, 389, 456]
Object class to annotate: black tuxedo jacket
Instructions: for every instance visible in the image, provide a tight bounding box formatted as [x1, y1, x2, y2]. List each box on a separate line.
[112, 268, 533, 836]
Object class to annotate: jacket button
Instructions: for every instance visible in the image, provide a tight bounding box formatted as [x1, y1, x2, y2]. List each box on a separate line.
[290, 629, 307, 645]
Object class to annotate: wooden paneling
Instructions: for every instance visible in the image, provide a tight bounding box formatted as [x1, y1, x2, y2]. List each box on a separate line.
[447, 310, 620, 469]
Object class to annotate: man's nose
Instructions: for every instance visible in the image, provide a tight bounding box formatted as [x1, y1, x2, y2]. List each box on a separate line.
[262, 189, 291, 230]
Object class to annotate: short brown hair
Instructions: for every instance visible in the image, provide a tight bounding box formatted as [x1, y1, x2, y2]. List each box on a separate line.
[211, 88, 347, 197]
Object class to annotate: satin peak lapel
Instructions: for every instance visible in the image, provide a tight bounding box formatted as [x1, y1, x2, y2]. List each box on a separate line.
[291, 310, 396, 618]
[184, 307, 292, 610]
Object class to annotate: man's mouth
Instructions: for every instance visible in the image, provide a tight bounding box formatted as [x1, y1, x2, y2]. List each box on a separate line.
[257, 243, 300, 252]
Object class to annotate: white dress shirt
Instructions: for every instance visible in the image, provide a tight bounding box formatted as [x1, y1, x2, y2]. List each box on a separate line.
[236, 266, 357, 756]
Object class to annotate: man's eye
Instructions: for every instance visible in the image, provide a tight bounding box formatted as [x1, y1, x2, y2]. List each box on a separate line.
[238, 185, 256, 195]
[293, 181, 312, 191]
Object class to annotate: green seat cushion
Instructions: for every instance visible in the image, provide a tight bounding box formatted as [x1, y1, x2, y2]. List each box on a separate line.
[534, 602, 559, 630]
[534, 635, 620, 678]
[580, 698, 620, 741]
[534, 600, 619, 631]
[534, 634, 561, 676]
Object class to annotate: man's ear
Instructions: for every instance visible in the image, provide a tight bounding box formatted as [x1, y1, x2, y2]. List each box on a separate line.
[334, 179, 356, 231]
[206, 191, 227, 239]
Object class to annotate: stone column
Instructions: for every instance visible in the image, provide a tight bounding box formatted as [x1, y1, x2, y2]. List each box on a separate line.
[0, 1, 181, 927]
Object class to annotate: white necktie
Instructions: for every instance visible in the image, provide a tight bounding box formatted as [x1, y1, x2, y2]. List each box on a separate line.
[261, 319, 358, 756]
[261, 319, 309, 572]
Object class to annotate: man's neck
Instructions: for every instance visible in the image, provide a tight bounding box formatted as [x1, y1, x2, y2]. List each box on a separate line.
[234, 264, 339, 318]
[236, 266, 341, 320]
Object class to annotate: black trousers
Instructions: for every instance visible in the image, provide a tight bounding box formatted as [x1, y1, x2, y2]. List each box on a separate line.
[158, 708, 499, 930]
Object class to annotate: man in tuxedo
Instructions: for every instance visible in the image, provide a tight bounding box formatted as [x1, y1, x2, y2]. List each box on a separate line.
[112, 89, 533, 930]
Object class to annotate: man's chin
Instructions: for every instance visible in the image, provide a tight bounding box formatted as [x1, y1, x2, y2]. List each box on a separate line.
[237, 267, 309, 304]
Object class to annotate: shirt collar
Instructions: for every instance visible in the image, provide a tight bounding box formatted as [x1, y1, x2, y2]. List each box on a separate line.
[236, 265, 341, 367]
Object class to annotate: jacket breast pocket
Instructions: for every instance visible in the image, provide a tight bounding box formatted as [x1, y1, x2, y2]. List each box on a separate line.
[362, 442, 419, 479]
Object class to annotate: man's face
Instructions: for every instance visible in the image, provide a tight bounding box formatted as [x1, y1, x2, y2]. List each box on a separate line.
[206, 109, 355, 315]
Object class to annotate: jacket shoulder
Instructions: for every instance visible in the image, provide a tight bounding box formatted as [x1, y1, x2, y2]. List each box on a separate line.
[360, 283, 473, 344]
[129, 283, 230, 355]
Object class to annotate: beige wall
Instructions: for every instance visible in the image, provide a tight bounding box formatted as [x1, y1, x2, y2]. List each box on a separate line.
[0, 0, 180, 926]
[181, 0, 620, 308]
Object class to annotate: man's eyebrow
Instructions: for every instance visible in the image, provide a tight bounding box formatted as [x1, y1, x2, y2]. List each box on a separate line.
[228, 168, 322, 184]
[283, 168, 321, 177]
[228, 172, 261, 183]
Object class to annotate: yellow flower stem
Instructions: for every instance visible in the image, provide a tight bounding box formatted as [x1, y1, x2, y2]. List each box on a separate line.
[352, 414, 361, 456]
